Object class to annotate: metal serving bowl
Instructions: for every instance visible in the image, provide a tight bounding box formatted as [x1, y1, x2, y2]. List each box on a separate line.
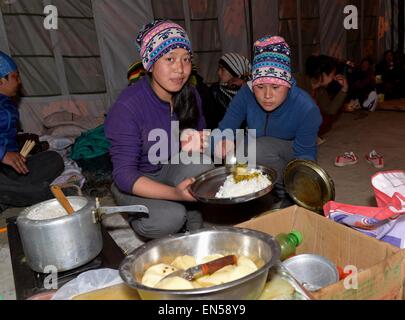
[189, 165, 277, 205]
[119, 227, 281, 300]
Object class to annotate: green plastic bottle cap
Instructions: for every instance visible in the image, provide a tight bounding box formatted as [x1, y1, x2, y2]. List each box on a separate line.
[291, 230, 303, 246]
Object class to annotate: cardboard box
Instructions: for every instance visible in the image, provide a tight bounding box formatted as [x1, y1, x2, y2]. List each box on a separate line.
[236, 205, 405, 300]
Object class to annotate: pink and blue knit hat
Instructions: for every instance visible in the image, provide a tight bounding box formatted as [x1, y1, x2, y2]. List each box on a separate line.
[136, 19, 192, 72]
[252, 36, 292, 88]
[0, 51, 17, 79]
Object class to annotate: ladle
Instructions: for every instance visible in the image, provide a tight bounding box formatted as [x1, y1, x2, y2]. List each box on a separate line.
[50, 185, 75, 215]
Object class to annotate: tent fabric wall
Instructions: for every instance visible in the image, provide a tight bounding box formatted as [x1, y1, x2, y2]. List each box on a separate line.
[92, 0, 153, 104]
[0, 0, 395, 134]
[216, 0, 250, 61]
[320, 0, 346, 60]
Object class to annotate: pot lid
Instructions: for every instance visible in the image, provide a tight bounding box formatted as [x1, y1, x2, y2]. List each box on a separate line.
[284, 160, 335, 213]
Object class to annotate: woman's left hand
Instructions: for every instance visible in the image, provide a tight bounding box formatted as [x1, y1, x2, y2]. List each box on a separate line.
[181, 129, 210, 153]
[175, 178, 197, 202]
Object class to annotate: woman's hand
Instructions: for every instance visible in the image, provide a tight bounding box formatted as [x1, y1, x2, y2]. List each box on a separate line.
[181, 129, 210, 153]
[335, 74, 349, 93]
[174, 178, 197, 202]
[1, 151, 29, 174]
[214, 139, 235, 159]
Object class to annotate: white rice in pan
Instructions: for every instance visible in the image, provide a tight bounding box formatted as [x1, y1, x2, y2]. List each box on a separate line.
[215, 169, 272, 199]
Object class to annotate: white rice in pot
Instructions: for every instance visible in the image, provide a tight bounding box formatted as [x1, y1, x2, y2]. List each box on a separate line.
[27, 201, 84, 220]
[215, 169, 272, 198]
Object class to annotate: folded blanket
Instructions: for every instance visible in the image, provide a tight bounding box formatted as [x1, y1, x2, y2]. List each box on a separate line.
[324, 170, 405, 248]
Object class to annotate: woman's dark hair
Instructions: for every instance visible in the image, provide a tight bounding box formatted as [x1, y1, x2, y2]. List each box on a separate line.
[172, 81, 200, 130]
[305, 55, 338, 79]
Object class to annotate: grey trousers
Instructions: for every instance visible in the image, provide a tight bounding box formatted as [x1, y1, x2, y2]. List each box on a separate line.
[111, 154, 214, 240]
[254, 136, 294, 199]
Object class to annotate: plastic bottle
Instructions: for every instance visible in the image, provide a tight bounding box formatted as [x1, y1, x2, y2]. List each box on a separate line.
[275, 231, 303, 261]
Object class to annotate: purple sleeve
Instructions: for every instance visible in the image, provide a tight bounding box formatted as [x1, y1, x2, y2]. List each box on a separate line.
[104, 102, 143, 194]
[194, 89, 206, 130]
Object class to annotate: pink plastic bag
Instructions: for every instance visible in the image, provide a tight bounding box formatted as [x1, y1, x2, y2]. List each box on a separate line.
[371, 171, 405, 213]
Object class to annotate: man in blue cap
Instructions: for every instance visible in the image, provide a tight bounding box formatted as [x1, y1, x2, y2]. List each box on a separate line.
[0, 51, 64, 212]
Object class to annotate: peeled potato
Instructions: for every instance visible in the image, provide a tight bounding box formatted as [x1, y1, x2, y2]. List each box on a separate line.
[196, 265, 235, 286]
[237, 256, 258, 271]
[142, 253, 259, 290]
[198, 254, 224, 264]
[194, 275, 216, 287]
[171, 255, 196, 270]
[228, 265, 256, 282]
[258, 276, 295, 300]
[141, 263, 178, 288]
[192, 281, 203, 289]
[155, 276, 195, 290]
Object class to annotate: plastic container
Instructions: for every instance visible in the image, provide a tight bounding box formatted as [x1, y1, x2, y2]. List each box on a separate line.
[276, 231, 303, 261]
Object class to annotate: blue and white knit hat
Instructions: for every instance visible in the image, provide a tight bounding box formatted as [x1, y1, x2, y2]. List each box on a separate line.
[0, 51, 17, 78]
[136, 19, 192, 72]
[252, 36, 292, 88]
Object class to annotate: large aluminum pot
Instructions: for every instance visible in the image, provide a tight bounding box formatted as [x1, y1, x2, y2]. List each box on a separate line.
[119, 227, 281, 300]
[17, 196, 148, 273]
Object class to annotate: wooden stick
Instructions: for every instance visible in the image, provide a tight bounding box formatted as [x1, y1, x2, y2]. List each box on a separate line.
[21, 140, 36, 157]
[26, 140, 35, 155]
[20, 140, 29, 156]
[21, 139, 32, 156]
[50, 185, 75, 215]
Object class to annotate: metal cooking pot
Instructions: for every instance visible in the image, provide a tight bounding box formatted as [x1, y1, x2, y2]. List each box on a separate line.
[16, 196, 148, 273]
[119, 227, 281, 300]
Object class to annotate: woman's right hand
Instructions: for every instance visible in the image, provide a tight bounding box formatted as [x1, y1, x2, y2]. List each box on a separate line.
[174, 178, 197, 202]
[1, 151, 29, 174]
[181, 129, 210, 153]
[335, 74, 349, 93]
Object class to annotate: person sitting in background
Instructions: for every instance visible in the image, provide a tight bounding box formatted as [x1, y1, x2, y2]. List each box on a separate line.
[298, 55, 349, 139]
[0, 51, 64, 212]
[215, 36, 322, 209]
[127, 60, 147, 86]
[375, 50, 402, 100]
[207, 53, 251, 129]
[395, 51, 405, 97]
[348, 57, 378, 111]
